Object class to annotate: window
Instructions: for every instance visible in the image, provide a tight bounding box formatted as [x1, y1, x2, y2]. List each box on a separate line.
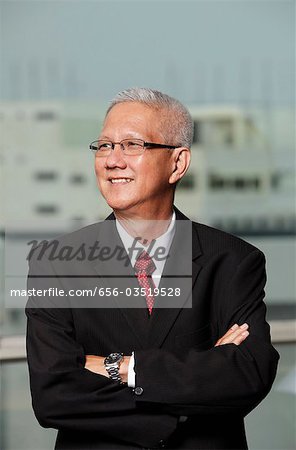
[69, 174, 86, 184]
[202, 118, 234, 146]
[35, 205, 58, 214]
[34, 171, 58, 181]
[192, 121, 201, 144]
[178, 173, 195, 189]
[208, 174, 261, 191]
[208, 174, 225, 190]
[35, 111, 57, 120]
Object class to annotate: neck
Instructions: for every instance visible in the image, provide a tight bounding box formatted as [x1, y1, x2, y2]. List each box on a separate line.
[114, 205, 174, 244]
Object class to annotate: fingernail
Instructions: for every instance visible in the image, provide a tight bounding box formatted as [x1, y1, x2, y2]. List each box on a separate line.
[231, 324, 239, 330]
[241, 323, 248, 329]
[242, 331, 249, 336]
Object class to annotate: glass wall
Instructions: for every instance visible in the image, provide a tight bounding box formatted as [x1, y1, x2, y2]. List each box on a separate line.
[1, 1, 295, 449]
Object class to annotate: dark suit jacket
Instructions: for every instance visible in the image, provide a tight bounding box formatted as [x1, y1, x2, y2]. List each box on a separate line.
[26, 208, 279, 449]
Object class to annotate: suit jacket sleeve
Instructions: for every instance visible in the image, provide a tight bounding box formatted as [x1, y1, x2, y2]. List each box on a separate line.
[25, 255, 179, 448]
[134, 249, 279, 417]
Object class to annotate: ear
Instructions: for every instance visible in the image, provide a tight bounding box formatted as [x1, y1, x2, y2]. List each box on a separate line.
[169, 147, 191, 185]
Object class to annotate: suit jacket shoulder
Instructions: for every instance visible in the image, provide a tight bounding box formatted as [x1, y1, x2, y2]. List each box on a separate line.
[192, 220, 263, 260]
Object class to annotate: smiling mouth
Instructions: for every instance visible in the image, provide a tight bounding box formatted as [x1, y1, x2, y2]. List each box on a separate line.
[109, 178, 133, 184]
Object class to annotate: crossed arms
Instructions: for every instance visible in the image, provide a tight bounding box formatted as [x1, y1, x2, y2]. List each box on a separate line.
[85, 323, 251, 382]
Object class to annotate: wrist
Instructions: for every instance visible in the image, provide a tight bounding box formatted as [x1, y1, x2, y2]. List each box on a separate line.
[119, 356, 130, 383]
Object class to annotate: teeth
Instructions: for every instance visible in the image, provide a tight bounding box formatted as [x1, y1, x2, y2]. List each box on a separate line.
[110, 178, 132, 184]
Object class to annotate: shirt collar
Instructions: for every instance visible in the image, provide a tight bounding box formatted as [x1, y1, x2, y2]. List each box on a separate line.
[115, 211, 176, 269]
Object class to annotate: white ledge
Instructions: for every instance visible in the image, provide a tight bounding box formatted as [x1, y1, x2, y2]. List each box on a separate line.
[0, 322, 295, 361]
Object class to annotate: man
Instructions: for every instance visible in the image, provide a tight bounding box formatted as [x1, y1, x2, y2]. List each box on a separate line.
[26, 88, 279, 449]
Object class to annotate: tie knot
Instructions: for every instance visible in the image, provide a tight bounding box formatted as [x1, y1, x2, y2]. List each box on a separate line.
[134, 250, 156, 276]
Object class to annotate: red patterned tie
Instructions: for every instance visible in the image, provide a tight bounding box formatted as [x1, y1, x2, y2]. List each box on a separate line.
[134, 250, 156, 315]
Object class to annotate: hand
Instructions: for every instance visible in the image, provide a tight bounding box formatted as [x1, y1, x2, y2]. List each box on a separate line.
[215, 323, 249, 347]
[84, 355, 130, 383]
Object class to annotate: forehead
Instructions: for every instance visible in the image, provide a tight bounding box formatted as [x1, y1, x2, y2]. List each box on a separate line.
[101, 102, 163, 139]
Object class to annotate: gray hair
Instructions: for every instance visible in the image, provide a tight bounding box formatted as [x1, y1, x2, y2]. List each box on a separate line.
[106, 87, 193, 148]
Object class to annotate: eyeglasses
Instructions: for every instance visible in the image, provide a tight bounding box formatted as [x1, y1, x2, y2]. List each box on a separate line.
[89, 139, 178, 156]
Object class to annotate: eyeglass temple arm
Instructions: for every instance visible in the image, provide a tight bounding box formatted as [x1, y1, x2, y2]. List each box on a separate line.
[144, 142, 177, 149]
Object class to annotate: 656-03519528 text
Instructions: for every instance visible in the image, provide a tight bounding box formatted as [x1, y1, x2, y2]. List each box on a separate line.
[10, 286, 182, 298]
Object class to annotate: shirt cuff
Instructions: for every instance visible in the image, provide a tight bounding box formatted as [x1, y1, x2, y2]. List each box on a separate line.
[127, 352, 136, 387]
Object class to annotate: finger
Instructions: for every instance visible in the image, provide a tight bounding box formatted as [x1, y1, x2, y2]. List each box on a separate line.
[215, 323, 246, 346]
[216, 323, 249, 346]
[223, 323, 240, 337]
[214, 324, 239, 346]
[231, 330, 249, 345]
[222, 324, 249, 343]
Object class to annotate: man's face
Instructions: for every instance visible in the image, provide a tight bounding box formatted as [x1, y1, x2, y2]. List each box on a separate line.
[95, 102, 176, 215]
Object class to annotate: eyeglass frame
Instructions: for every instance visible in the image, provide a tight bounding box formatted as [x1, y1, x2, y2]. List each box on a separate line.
[89, 138, 178, 156]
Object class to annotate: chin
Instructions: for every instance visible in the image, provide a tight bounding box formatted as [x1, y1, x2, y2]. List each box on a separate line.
[104, 196, 136, 212]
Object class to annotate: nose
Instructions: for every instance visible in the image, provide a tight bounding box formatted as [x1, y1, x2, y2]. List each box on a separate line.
[104, 143, 127, 169]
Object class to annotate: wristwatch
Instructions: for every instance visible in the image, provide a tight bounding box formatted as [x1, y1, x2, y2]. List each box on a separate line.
[104, 352, 124, 383]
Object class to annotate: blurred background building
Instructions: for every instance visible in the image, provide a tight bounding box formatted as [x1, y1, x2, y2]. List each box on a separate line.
[0, 0, 295, 449]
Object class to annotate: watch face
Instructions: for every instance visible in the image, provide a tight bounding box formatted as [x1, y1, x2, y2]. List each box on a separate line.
[104, 353, 123, 365]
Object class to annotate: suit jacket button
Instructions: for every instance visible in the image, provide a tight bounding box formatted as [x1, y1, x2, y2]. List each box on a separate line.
[134, 386, 144, 395]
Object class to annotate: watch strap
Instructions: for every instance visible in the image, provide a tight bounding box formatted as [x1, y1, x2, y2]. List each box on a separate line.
[106, 365, 122, 383]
